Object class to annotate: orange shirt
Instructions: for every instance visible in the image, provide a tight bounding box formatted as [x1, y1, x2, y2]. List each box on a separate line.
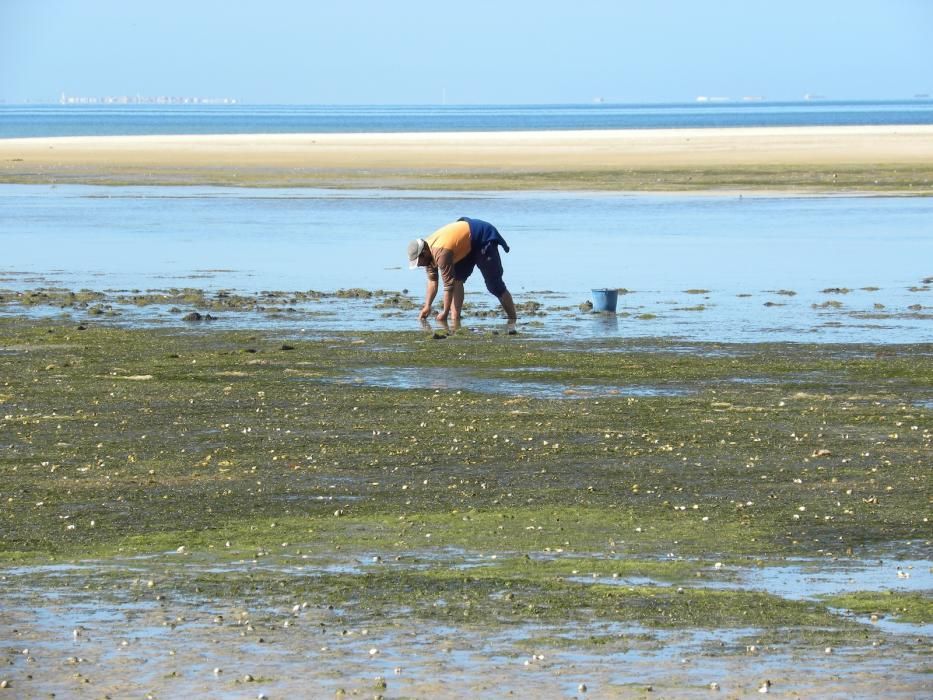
[425, 220, 472, 290]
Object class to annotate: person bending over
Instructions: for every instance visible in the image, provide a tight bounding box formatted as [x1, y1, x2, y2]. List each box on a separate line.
[407, 217, 517, 324]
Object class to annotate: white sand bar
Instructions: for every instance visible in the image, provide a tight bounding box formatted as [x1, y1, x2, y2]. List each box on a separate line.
[2, 125, 933, 189]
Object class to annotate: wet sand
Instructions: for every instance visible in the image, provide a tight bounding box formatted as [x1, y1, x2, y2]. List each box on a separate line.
[3, 596, 928, 699]
[3, 554, 930, 699]
[2, 125, 933, 191]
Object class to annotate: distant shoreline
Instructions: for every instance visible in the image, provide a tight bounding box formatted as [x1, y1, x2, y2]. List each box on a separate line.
[2, 125, 933, 193]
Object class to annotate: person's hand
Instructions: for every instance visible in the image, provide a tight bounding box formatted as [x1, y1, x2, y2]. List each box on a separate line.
[419, 305, 432, 320]
[435, 311, 448, 323]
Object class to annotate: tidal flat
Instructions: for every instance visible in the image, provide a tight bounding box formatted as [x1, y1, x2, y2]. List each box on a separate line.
[0, 319, 930, 697]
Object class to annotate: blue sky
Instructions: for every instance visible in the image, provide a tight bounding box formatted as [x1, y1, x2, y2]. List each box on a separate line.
[2, 0, 931, 104]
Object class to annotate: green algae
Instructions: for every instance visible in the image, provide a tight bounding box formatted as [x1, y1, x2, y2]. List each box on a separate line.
[823, 591, 933, 624]
[1, 320, 930, 560]
[197, 570, 840, 629]
[0, 318, 930, 640]
[0, 286, 414, 315]
[4, 163, 933, 194]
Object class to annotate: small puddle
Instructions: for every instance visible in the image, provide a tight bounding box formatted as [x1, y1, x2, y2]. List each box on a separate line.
[728, 376, 774, 385]
[568, 575, 659, 587]
[726, 558, 932, 600]
[2, 562, 151, 578]
[318, 367, 686, 399]
[843, 612, 933, 636]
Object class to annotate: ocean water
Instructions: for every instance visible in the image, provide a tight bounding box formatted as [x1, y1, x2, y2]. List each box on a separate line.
[1, 185, 930, 343]
[2, 100, 933, 138]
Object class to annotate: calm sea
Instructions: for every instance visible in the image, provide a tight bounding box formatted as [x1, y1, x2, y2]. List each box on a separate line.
[3, 100, 933, 138]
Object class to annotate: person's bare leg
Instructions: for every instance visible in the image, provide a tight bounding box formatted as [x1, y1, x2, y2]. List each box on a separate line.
[498, 290, 517, 320]
[452, 281, 465, 320]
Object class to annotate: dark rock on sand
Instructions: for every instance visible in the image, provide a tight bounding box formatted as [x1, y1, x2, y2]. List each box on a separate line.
[182, 311, 217, 322]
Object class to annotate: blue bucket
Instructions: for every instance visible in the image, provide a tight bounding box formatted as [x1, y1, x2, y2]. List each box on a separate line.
[591, 288, 619, 312]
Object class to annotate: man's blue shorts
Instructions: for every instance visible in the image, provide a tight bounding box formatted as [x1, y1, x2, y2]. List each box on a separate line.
[452, 217, 509, 298]
[454, 244, 507, 297]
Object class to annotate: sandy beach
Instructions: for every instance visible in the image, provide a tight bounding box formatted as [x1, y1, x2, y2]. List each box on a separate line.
[2, 125, 933, 191]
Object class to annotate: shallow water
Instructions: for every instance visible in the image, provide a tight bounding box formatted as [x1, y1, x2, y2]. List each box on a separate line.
[7, 553, 929, 630]
[729, 558, 932, 601]
[2, 185, 931, 343]
[3, 552, 930, 698]
[321, 366, 686, 399]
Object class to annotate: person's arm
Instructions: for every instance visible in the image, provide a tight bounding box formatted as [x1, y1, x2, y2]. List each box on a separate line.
[420, 267, 439, 319]
[434, 249, 456, 322]
[436, 288, 454, 322]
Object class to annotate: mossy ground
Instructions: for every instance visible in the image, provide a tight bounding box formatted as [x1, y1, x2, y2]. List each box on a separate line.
[3, 163, 933, 194]
[822, 591, 933, 624]
[1, 318, 929, 637]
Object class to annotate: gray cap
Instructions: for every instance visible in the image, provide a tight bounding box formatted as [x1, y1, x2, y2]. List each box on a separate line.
[407, 238, 426, 269]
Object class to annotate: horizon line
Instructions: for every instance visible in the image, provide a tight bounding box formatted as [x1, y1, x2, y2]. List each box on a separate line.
[2, 96, 933, 108]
